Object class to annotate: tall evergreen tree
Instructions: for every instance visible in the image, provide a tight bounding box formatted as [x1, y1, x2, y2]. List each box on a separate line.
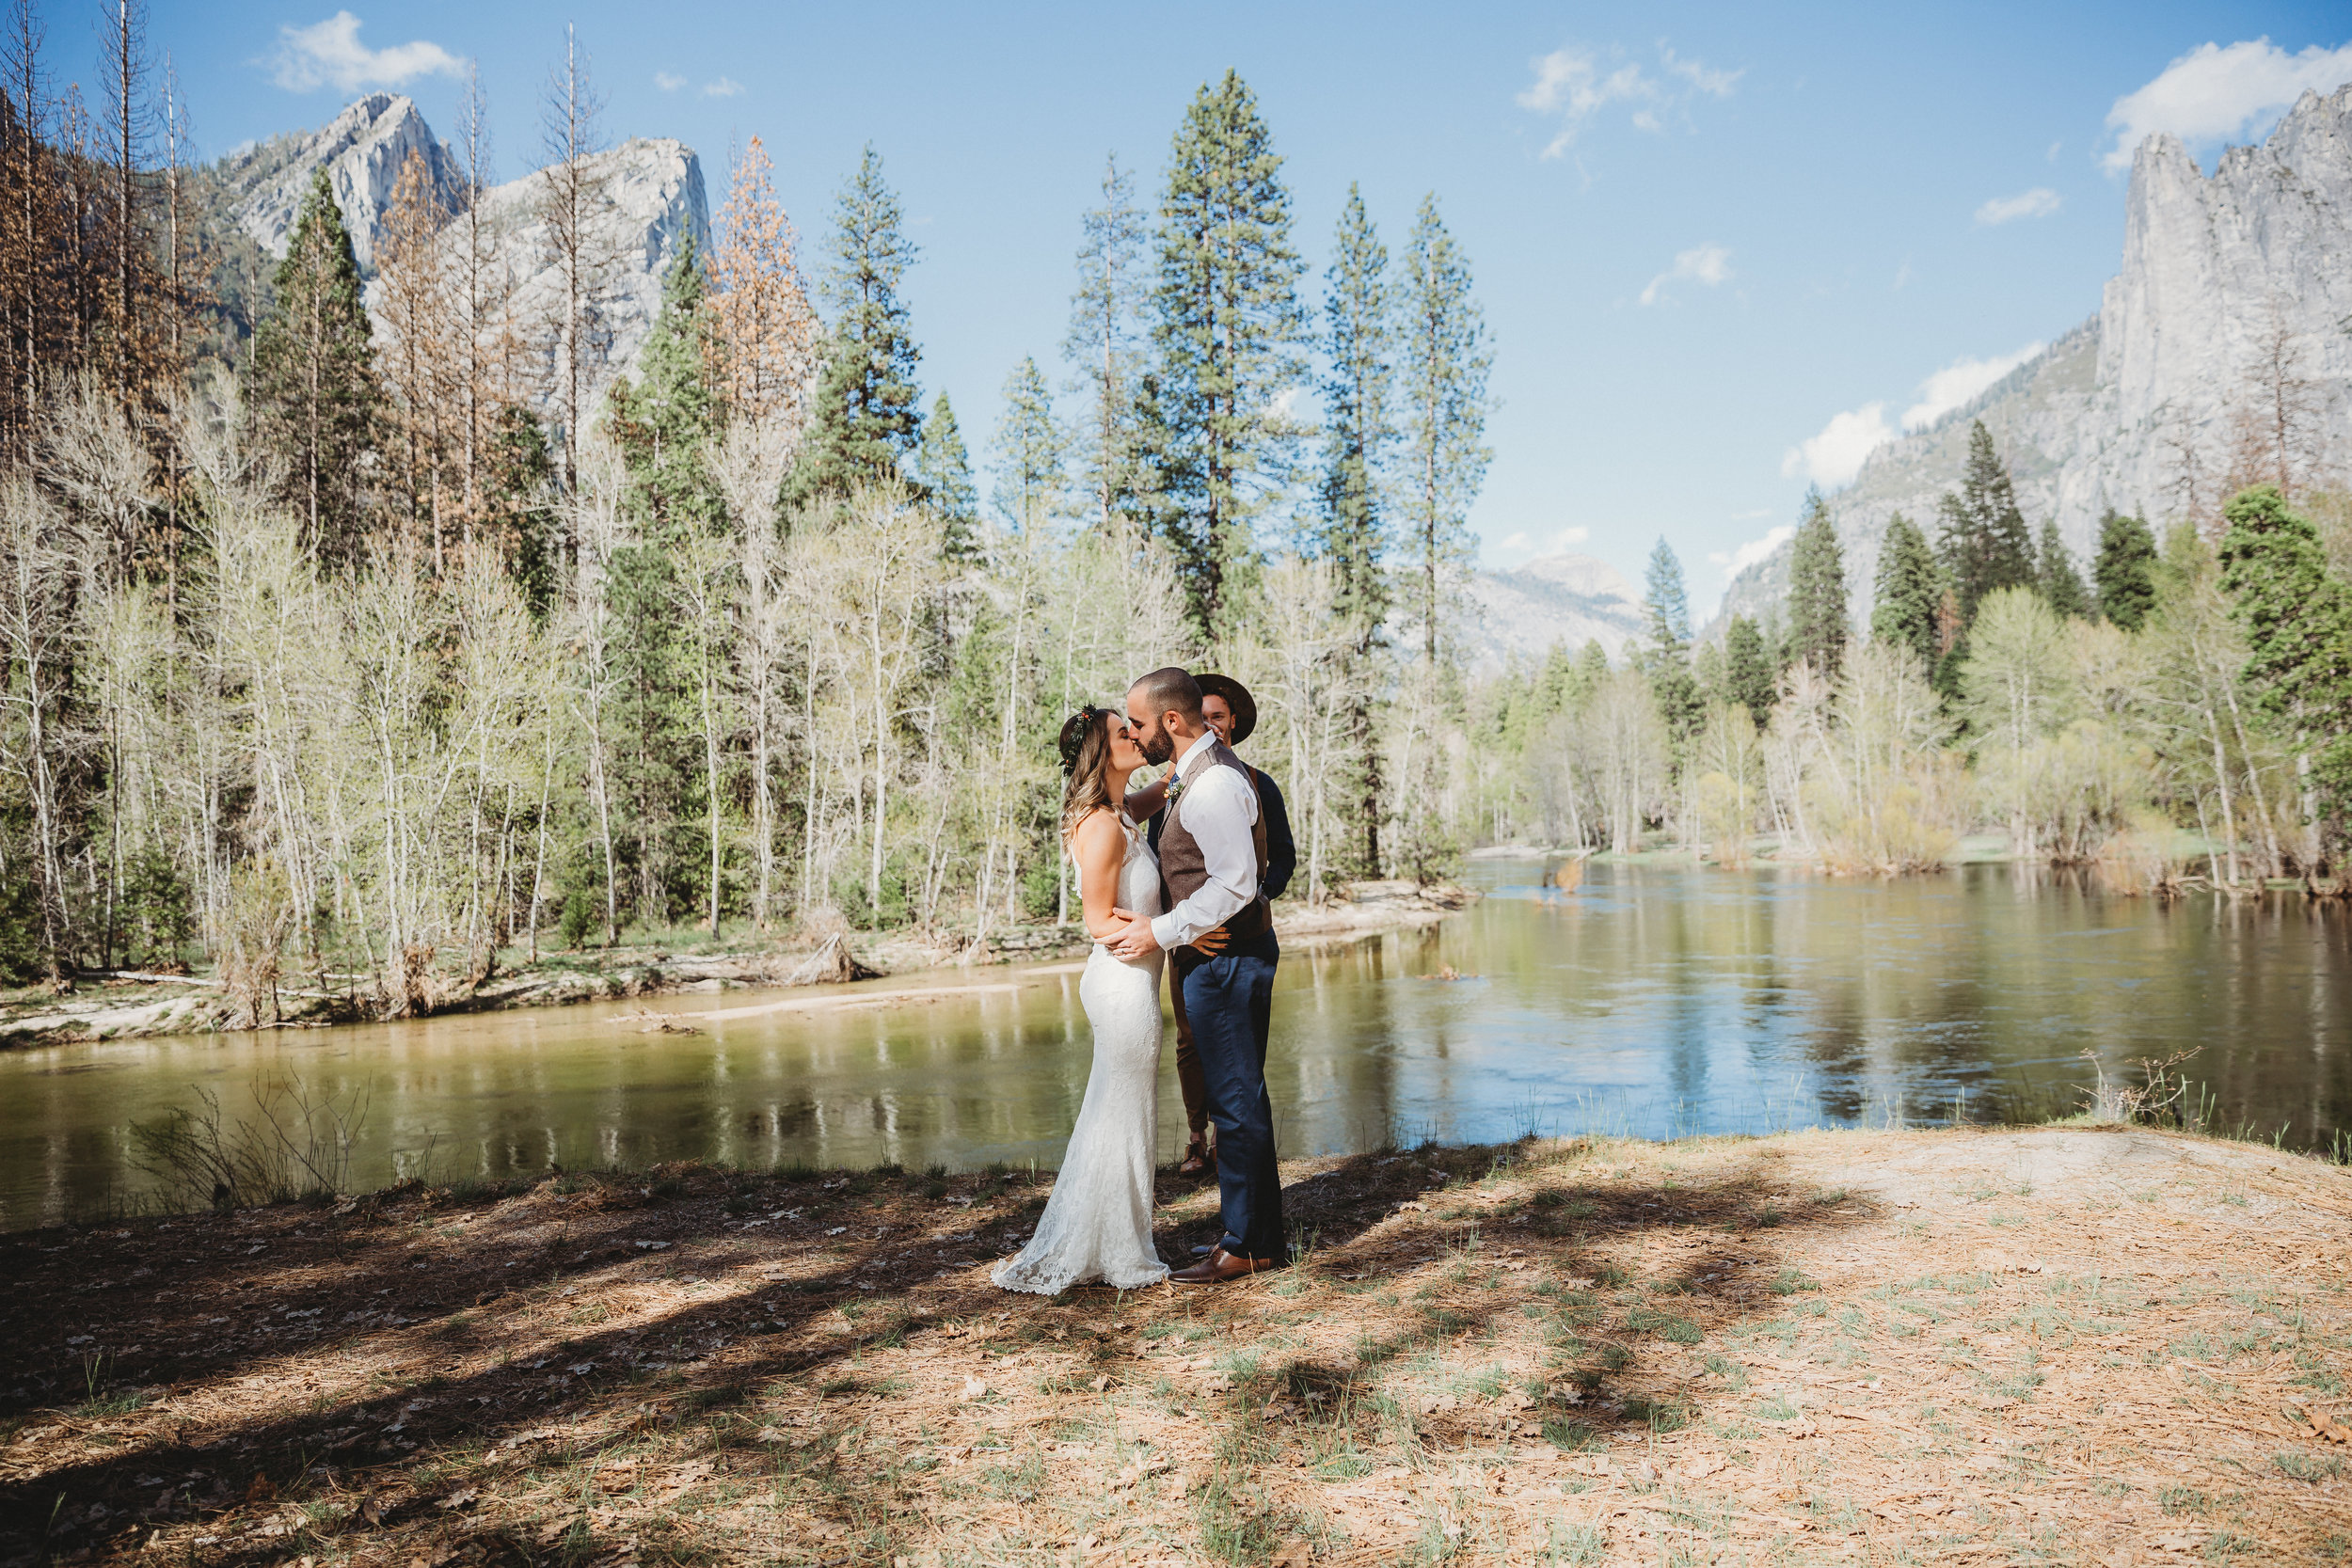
[1870, 511, 1942, 673]
[1145, 70, 1305, 646]
[606, 233, 721, 541]
[250, 166, 382, 566]
[1722, 615, 1775, 716]
[1316, 183, 1393, 879]
[1062, 154, 1147, 531]
[1785, 489, 1848, 674]
[1396, 193, 1493, 666]
[912, 390, 978, 560]
[2092, 508, 2158, 630]
[1935, 420, 2035, 621]
[794, 145, 922, 504]
[2217, 484, 2352, 816]
[2037, 520, 2090, 618]
[1642, 536, 1703, 745]
[991, 356, 1066, 537]
[602, 240, 720, 930]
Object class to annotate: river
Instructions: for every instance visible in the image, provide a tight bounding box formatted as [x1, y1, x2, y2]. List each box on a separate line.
[6, 859, 2349, 1228]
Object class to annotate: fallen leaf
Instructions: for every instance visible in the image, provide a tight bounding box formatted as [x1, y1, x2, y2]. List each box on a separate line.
[1269, 1539, 1314, 1566]
[958, 1376, 989, 1402]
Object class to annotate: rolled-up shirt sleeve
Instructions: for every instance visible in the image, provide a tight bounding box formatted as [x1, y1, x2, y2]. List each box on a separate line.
[1150, 764, 1261, 948]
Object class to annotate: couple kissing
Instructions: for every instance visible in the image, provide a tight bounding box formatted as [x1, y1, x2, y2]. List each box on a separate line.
[991, 666, 1296, 1294]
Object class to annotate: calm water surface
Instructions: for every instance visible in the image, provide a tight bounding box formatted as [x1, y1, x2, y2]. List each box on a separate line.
[6, 860, 2350, 1227]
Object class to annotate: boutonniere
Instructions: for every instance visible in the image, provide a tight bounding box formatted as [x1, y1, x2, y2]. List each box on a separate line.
[1165, 769, 1188, 807]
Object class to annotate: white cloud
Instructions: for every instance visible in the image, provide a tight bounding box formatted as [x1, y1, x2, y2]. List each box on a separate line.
[2103, 38, 2352, 172]
[266, 10, 464, 93]
[1554, 526, 1590, 547]
[1518, 48, 1657, 157]
[1500, 531, 1532, 551]
[654, 71, 686, 91]
[1900, 342, 2042, 430]
[1974, 187, 2061, 225]
[1639, 242, 1731, 306]
[1518, 41, 1739, 159]
[1660, 46, 1742, 98]
[1710, 524, 1795, 577]
[1782, 404, 1893, 487]
[1780, 341, 2049, 491]
[702, 76, 744, 98]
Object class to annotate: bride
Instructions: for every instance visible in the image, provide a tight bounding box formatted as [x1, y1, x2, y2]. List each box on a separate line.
[992, 705, 1221, 1294]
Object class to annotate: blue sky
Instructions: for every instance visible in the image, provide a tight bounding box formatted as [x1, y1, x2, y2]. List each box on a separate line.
[73, 2, 2352, 610]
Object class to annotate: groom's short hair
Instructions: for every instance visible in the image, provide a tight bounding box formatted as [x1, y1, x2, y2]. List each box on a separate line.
[1130, 666, 1202, 719]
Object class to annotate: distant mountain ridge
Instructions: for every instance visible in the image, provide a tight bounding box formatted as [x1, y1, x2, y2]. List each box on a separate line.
[1717, 81, 2352, 633]
[1455, 552, 1646, 673]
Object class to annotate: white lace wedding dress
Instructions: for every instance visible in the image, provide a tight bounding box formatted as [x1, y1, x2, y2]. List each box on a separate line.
[993, 815, 1170, 1294]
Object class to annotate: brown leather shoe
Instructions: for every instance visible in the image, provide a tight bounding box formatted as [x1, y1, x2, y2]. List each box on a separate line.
[1168, 1246, 1275, 1285]
[1177, 1135, 1211, 1176]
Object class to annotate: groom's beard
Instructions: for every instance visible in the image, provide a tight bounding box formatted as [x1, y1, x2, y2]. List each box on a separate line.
[1139, 724, 1174, 765]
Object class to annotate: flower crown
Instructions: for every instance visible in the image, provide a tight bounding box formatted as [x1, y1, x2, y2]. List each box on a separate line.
[1057, 705, 1105, 778]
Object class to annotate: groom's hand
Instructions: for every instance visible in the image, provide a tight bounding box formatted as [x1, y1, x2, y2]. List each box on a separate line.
[1105, 907, 1162, 959]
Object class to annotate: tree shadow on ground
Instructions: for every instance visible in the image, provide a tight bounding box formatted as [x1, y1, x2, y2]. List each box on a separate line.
[0, 1134, 1874, 1565]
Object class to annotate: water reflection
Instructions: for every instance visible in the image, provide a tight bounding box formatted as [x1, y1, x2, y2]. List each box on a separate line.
[4, 860, 2349, 1227]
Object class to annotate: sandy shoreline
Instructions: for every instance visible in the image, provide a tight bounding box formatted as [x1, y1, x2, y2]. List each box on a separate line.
[0, 880, 1478, 1051]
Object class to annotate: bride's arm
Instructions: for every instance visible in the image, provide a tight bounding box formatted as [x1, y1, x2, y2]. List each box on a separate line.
[1073, 811, 1129, 941]
[1122, 770, 1169, 822]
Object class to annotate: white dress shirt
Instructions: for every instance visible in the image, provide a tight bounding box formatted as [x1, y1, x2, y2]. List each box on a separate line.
[1151, 730, 1263, 949]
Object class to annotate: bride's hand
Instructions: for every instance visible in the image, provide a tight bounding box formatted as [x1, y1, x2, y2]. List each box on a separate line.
[1189, 926, 1231, 956]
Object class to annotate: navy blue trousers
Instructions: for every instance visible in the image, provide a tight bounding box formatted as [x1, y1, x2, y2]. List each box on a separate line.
[1174, 931, 1283, 1260]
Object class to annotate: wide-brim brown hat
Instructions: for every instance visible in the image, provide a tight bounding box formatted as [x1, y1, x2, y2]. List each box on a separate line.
[1193, 673, 1257, 744]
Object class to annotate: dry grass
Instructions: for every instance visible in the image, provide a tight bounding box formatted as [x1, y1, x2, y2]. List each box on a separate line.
[6, 1126, 2352, 1566]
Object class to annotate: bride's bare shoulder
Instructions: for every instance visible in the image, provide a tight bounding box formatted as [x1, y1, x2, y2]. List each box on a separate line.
[1070, 807, 1125, 856]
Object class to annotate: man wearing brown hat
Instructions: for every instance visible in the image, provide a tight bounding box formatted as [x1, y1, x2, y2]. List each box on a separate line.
[1137, 673, 1295, 1177]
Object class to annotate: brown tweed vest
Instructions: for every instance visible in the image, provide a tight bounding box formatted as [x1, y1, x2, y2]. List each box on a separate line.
[1158, 738, 1272, 942]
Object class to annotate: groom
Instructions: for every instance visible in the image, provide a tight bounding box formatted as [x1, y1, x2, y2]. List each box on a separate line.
[1106, 667, 1284, 1282]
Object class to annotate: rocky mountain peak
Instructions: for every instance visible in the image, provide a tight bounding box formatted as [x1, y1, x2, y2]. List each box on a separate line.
[230, 93, 460, 273]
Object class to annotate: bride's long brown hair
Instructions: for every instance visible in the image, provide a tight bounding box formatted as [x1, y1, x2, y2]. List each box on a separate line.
[1057, 706, 1116, 846]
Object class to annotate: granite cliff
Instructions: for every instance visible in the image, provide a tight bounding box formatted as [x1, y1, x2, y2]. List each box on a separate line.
[1719, 81, 2352, 632]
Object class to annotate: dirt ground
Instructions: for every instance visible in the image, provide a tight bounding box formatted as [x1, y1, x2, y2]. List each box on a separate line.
[6, 1123, 2350, 1567]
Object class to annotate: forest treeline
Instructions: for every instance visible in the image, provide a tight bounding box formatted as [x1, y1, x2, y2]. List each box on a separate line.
[0, 9, 1497, 1000]
[1465, 416, 2352, 887]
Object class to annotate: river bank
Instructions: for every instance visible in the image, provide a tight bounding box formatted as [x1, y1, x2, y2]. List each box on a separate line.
[6, 1123, 2348, 1565]
[0, 880, 1477, 1052]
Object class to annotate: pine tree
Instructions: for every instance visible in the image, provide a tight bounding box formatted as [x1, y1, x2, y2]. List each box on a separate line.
[912, 390, 977, 560]
[249, 166, 382, 566]
[1642, 536, 1703, 745]
[2092, 508, 2158, 631]
[1146, 70, 1305, 646]
[607, 232, 722, 541]
[708, 135, 819, 428]
[2037, 521, 2090, 618]
[1317, 183, 1393, 879]
[2217, 484, 2352, 816]
[794, 145, 923, 504]
[1935, 420, 2035, 621]
[1870, 511, 1942, 673]
[1722, 615, 1774, 716]
[1062, 154, 1146, 531]
[1785, 489, 1847, 674]
[375, 150, 455, 568]
[991, 356, 1066, 537]
[1397, 193, 1492, 666]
